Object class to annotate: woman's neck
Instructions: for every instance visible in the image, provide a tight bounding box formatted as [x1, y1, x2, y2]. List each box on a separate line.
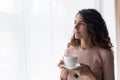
[80, 38, 93, 49]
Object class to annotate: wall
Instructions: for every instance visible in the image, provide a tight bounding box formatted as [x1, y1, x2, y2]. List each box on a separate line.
[115, 0, 120, 79]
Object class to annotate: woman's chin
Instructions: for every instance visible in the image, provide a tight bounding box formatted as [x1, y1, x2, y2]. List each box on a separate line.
[75, 36, 81, 39]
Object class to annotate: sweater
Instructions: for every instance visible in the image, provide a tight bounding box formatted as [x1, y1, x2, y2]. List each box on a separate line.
[64, 46, 115, 80]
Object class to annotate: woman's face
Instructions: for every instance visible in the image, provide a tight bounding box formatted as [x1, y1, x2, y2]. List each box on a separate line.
[74, 14, 88, 39]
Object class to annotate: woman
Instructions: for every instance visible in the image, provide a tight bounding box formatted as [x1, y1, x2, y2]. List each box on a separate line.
[58, 9, 115, 80]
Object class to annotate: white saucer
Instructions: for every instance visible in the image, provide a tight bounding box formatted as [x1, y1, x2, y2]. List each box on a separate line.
[60, 63, 80, 69]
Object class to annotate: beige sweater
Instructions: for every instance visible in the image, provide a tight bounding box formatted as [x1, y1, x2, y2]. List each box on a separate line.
[64, 46, 115, 80]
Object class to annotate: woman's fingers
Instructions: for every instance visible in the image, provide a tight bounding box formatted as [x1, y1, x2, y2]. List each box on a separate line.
[58, 60, 64, 67]
[71, 63, 97, 80]
[60, 68, 68, 80]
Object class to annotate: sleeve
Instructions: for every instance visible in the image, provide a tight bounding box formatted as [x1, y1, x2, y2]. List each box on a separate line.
[102, 51, 115, 80]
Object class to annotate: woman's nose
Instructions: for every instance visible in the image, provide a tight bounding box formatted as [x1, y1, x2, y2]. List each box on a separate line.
[74, 25, 78, 29]
[74, 23, 80, 29]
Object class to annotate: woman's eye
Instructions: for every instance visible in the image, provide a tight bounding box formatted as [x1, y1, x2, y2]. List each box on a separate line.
[80, 22, 85, 26]
[74, 21, 76, 24]
[80, 23, 84, 25]
[74, 23, 80, 28]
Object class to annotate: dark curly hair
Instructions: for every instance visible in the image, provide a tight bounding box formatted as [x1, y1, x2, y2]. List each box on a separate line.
[67, 9, 113, 52]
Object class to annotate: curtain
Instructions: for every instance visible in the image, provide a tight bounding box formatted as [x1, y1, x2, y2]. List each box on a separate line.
[0, 0, 28, 80]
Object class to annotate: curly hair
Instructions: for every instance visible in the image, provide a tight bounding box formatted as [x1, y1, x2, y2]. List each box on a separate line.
[67, 9, 113, 52]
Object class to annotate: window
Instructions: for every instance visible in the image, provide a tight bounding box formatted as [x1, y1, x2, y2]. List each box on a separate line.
[0, 0, 16, 13]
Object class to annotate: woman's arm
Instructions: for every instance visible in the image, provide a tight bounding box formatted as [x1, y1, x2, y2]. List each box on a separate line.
[102, 51, 115, 80]
[60, 68, 68, 80]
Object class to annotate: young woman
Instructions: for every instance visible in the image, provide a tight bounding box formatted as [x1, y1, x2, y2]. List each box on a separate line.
[58, 9, 115, 80]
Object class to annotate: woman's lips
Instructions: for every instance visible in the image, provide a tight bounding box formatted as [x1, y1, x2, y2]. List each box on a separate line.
[75, 32, 80, 34]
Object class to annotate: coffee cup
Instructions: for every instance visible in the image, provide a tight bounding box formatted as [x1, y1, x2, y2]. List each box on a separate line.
[63, 55, 77, 67]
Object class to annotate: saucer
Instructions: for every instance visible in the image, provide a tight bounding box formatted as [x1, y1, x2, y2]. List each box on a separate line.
[60, 63, 80, 69]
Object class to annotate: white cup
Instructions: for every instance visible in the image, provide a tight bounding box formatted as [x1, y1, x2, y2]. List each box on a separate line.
[63, 55, 77, 67]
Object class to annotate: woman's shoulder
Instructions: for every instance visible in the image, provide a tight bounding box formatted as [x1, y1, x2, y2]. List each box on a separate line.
[65, 46, 77, 52]
[66, 46, 77, 50]
[96, 47, 114, 60]
[64, 46, 77, 55]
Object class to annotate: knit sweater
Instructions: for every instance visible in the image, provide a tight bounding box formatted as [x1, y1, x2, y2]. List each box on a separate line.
[64, 46, 115, 80]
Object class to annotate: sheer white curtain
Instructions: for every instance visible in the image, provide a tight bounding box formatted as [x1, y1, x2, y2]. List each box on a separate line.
[0, 0, 116, 80]
[28, 0, 95, 80]
[0, 0, 27, 80]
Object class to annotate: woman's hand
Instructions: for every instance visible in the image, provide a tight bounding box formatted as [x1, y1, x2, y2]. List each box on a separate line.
[58, 60, 68, 80]
[60, 68, 68, 80]
[72, 63, 97, 80]
[57, 60, 64, 67]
